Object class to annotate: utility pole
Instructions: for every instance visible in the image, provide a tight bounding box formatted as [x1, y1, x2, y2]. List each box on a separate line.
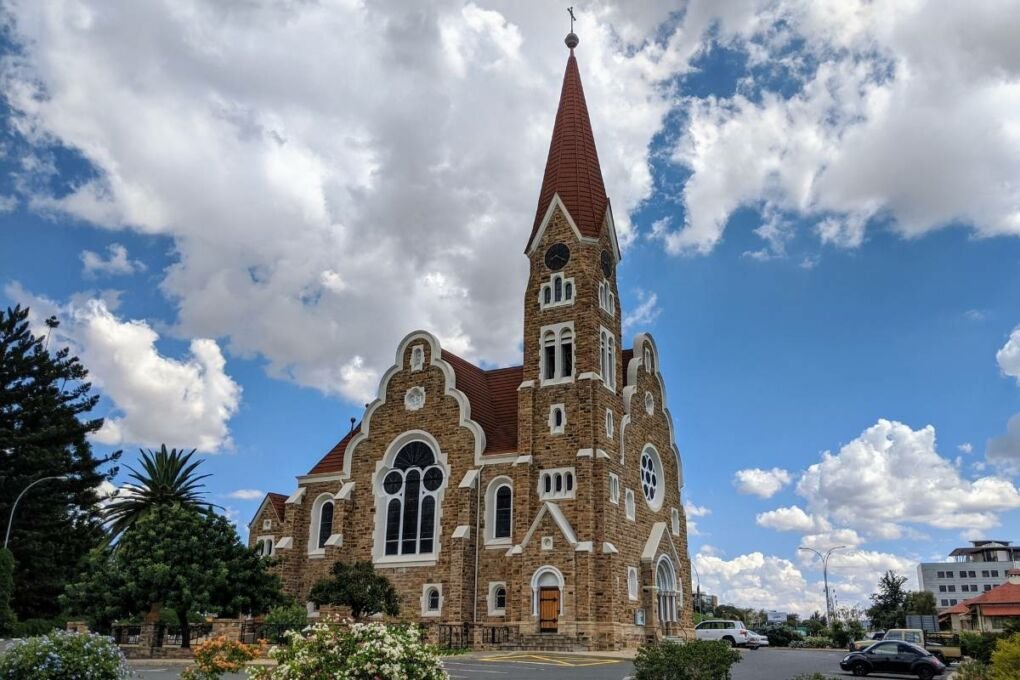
[798, 545, 847, 624]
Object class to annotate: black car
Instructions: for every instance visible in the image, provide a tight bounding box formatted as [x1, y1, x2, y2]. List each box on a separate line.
[839, 640, 946, 679]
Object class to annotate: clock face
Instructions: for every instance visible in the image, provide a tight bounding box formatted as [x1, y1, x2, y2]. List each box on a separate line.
[600, 250, 613, 278]
[544, 243, 570, 271]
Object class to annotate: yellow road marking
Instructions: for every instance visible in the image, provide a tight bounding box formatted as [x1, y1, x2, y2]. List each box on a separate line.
[477, 653, 621, 667]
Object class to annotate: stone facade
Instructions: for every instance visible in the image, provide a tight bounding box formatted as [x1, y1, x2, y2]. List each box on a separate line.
[248, 40, 693, 650]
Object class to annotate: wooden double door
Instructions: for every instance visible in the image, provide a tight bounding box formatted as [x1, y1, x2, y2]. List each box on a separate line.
[539, 587, 559, 632]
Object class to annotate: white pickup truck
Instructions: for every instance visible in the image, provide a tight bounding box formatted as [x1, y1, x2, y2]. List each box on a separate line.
[693, 620, 756, 648]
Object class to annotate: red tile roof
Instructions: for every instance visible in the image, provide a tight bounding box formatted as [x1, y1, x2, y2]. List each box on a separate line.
[267, 492, 287, 521]
[968, 581, 1020, 606]
[529, 47, 609, 248]
[981, 605, 1020, 616]
[442, 351, 522, 454]
[307, 424, 361, 475]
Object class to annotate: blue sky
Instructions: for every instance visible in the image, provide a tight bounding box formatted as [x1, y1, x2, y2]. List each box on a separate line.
[2, 1, 1019, 615]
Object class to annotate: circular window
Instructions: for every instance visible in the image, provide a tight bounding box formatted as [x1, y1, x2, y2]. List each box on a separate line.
[640, 446, 664, 511]
[423, 466, 444, 491]
[383, 471, 403, 494]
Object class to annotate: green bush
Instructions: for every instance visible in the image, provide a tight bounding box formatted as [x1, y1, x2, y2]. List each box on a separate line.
[0, 549, 14, 636]
[990, 633, 1020, 680]
[766, 626, 802, 647]
[790, 636, 833, 648]
[248, 622, 445, 680]
[11, 617, 66, 638]
[954, 659, 991, 680]
[634, 639, 741, 680]
[0, 630, 130, 679]
[829, 621, 851, 648]
[961, 631, 1003, 664]
[261, 602, 308, 643]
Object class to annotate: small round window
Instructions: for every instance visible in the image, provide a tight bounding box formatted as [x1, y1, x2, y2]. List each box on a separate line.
[640, 446, 664, 511]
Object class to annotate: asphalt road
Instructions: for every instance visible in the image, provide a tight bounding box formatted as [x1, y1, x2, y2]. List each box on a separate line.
[125, 648, 873, 680]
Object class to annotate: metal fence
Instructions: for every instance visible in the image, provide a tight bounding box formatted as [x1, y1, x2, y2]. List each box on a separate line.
[239, 621, 309, 644]
[111, 624, 141, 645]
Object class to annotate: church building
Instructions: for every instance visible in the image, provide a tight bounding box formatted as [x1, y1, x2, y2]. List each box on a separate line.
[249, 31, 693, 650]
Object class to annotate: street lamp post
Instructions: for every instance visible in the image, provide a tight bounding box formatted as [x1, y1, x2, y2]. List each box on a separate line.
[799, 545, 847, 624]
[4, 475, 69, 550]
[691, 562, 702, 616]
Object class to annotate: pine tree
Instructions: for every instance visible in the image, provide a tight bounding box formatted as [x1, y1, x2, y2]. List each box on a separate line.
[0, 305, 119, 620]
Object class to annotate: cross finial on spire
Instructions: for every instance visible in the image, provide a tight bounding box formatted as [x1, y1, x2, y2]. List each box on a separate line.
[565, 6, 579, 50]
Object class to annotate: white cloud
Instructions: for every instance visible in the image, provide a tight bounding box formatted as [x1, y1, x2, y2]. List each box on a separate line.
[694, 549, 825, 615]
[734, 467, 792, 498]
[997, 327, 1020, 382]
[0, 1, 682, 404]
[622, 290, 661, 333]
[684, 500, 711, 536]
[8, 284, 241, 452]
[227, 489, 264, 501]
[656, 1, 1020, 255]
[755, 505, 826, 533]
[80, 243, 144, 277]
[958, 443, 974, 454]
[797, 419, 1020, 535]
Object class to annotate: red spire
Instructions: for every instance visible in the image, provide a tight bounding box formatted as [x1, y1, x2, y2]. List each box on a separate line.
[528, 39, 609, 249]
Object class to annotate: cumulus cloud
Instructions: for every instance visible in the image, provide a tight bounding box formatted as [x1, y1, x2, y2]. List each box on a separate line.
[622, 290, 661, 333]
[997, 327, 1020, 382]
[0, 1, 682, 404]
[755, 505, 826, 533]
[734, 467, 792, 498]
[80, 243, 144, 277]
[8, 283, 241, 452]
[684, 500, 710, 536]
[227, 489, 264, 501]
[656, 1, 1020, 255]
[796, 419, 1020, 535]
[695, 549, 825, 615]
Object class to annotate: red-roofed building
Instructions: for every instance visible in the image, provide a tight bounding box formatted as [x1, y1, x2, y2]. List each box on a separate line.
[247, 31, 690, 650]
[939, 569, 1020, 632]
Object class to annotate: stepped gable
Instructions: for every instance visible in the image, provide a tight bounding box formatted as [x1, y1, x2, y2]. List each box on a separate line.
[528, 42, 610, 247]
[442, 350, 522, 454]
[307, 424, 361, 475]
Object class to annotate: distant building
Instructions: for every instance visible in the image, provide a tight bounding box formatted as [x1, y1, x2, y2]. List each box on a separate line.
[692, 593, 718, 612]
[938, 569, 1020, 632]
[917, 540, 1020, 609]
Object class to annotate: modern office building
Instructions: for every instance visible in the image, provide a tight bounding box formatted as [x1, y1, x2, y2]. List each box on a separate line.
[918, 540, 1020, 609]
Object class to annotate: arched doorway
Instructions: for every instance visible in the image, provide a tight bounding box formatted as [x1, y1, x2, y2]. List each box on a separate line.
[531, 566, 564, 633]
[656, 556, 680, 633]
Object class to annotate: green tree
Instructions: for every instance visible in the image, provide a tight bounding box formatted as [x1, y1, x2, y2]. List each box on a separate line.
[0, 305, 119, 620]
[0, 548, 14, 634]
[64, 504, 282, 647]
[990, 633, 1020, 680]
[904, 590, 937, 615]
[309, 561, 400, 620]
[103, 445, 215, 540]
[867, 571, 909, 630]
[805, 611, 827, 636]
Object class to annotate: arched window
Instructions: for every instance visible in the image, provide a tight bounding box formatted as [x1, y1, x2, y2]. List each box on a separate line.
[540, 323, 574, 384]
[559, 328, 573, 378]
[627, 566, 639, 600]
[656, 557, 680, 623]
[543, 330, 557, 380]
[381, 440, 445, 556]
[625, 489, 636, 521]
[427, 588, 440, 611]
[495, 586, 507, 610]
[494, 485, 512, 539]
[600, 328, 616, 389]
[317, 502, 333, 549]
[549, 404, 565, 434]
[554, 276, 562, 302]
[309, 494, 335, 553]
[564, 281, 573, 300]
[644, 345, 653, 372]
[543, 287, 551, 304]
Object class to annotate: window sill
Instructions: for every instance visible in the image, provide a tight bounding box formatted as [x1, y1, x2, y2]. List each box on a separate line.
[422, 610, 441, 618]
[485, 538, 512, 549]
[375, 554, 439, 568]
[540, 376, 575, 387]
[488, 610, 506, 617]
[307, 550, 326, 559]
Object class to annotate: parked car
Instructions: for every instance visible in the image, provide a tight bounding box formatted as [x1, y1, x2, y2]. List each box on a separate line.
[839, 640, 946, 679]
[850, 628, 961, 664]
[849, 630, 885, 651]
[749, 631, 769, 647]
[694, 620, 754, 647]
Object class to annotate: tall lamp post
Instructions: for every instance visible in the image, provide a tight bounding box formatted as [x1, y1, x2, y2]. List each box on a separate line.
[799, 545, 847, 624]
[691, 562, 702, 616]
[4, 475, 69, 550]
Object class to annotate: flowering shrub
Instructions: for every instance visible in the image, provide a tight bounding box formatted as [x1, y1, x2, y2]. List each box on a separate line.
[248, 621, 447, 680]
[181, 636, 263, 680]
[0, 630, 130, 679]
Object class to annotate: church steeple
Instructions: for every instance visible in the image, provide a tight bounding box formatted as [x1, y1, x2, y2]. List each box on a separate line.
[527, 32, 610, 251]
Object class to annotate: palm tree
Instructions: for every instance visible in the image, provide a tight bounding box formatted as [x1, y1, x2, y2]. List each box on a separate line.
[104, 445, 217, 541]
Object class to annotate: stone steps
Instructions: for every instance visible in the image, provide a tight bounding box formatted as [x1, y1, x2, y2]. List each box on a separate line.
[498, 634, 591, 652]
